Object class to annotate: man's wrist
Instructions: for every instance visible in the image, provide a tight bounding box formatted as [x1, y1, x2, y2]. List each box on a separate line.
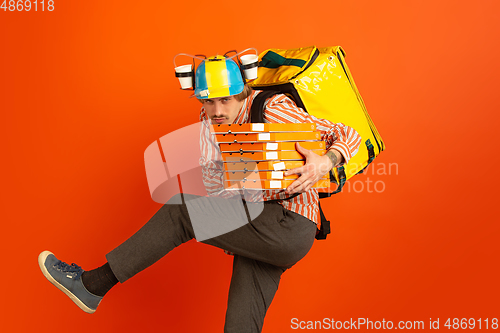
[325, 149, 343, 168]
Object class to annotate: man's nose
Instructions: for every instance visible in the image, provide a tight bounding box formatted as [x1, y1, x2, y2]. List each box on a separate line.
[213, 101, 224, 116]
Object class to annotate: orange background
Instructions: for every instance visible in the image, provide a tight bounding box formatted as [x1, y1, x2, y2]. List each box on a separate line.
[2, 0, 499, 332]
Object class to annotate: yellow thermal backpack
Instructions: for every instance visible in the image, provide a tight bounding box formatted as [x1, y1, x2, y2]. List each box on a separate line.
[249, 46, 385, 195]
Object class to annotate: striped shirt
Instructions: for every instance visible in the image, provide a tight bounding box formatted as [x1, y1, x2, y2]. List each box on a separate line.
[199, 90, 361, 225]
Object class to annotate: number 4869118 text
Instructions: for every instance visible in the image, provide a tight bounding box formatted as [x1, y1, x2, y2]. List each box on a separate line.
[1, 0, 55, 11]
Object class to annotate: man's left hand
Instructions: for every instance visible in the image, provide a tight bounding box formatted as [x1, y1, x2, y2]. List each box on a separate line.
[284, 143, 340, 194]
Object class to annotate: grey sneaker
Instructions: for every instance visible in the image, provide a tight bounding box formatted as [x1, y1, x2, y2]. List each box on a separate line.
[38, 250, 102, 314]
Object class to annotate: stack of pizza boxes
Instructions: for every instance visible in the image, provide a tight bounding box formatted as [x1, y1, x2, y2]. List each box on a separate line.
[211, 123, 330, 192]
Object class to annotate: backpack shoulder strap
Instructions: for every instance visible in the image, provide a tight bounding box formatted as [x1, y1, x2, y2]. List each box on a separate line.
[315, 201, 331, 240]
[250, 90, 281, 123]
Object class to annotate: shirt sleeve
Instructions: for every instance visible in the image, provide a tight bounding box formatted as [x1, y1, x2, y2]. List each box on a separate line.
[263, 94, 362, 165]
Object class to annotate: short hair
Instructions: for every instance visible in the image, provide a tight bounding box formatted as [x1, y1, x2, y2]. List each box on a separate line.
[234, 85, 253, 102]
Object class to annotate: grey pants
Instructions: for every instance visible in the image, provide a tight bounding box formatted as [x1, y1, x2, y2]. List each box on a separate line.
[106, 194, 317, 333]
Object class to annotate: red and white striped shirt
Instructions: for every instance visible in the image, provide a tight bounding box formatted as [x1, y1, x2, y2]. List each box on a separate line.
[199, 90, 361, 225]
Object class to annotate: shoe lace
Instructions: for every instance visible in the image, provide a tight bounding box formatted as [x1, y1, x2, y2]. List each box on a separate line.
[54, 261, 84, 279]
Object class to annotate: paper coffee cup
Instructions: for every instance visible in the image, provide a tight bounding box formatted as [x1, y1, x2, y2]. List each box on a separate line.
[240, 54, 258, 80]
[175, 64, 193, 89]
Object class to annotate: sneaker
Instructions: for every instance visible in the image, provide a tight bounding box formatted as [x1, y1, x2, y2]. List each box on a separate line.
[38, 250, 102, 314]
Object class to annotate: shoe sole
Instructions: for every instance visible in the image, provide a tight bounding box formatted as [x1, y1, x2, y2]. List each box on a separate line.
[38, 250, 96, 314]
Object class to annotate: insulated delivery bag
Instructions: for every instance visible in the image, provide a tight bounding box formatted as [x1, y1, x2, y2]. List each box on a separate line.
[248, 46, 385, 194]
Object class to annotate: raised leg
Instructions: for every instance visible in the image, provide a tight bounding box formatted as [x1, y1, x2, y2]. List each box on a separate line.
[224, 255, 286, 333]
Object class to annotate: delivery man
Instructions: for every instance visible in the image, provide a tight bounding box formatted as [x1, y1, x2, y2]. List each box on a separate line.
[39, 53, 361, 333]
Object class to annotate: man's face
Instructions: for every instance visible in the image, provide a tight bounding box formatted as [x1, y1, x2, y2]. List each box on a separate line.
[202, 96, 244, 125]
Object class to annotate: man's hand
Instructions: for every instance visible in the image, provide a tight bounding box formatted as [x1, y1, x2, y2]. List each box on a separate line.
[284, 143, 343, 195]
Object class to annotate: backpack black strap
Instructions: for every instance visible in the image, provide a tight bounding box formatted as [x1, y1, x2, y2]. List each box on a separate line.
[315, 201, 331, 240]
[250, 90, 281, 123]
[330, 166, 347, 195]
[356, 139, 376, 175]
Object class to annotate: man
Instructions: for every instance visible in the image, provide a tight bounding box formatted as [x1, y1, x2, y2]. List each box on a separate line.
[39, 54, 361, 332]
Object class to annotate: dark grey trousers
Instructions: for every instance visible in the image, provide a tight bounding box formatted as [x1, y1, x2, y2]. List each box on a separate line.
[106, 194, 317, 333]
